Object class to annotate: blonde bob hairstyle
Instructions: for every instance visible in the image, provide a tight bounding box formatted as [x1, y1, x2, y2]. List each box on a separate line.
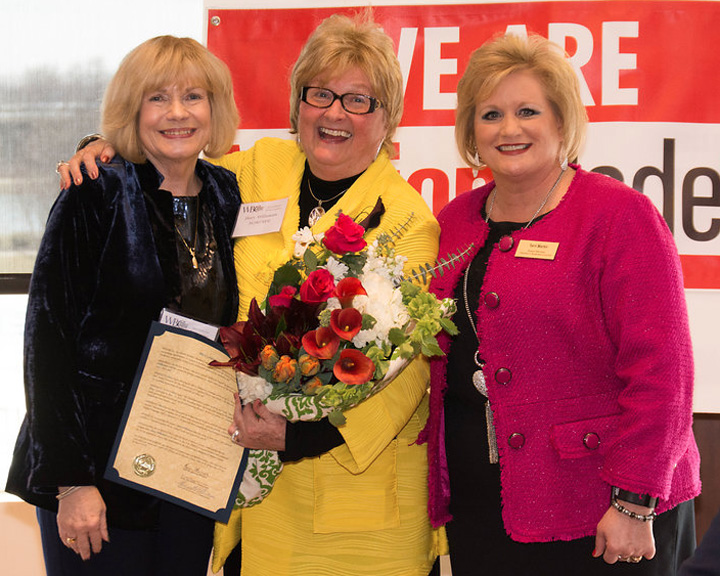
[101, 35, 239, 164]
[456, 33, 587, 170]
[289, 11, 403, 159]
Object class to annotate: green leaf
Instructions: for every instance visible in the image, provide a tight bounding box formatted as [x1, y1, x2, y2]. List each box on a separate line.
[421, 339, 445, 358]
[388, 327, 407, 346]
[328, 409, 347, 427]
[303, 249, 318, 271]
[439, 317, 459, 336]
[272, 264, 302, 290]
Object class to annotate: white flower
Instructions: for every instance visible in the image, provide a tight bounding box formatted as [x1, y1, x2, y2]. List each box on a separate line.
[236, 372, 273, 404]
[325, 257, 349, 281]
[351, 271, 410, 348]
[362, 241, 406, 283]
[292, 227, 323, 258]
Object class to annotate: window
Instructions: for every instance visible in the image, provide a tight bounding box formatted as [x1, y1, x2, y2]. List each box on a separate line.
[0, 0, 203, 496]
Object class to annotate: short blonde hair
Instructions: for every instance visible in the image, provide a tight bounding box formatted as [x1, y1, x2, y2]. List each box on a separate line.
[289, 11, 403, 159]
[102, 36, 239, 163]
[456, 33, 587, 169]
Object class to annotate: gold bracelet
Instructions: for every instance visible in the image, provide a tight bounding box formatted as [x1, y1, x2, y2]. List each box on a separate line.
[56, 486, 81, 500]
[75, 133, 104, 152]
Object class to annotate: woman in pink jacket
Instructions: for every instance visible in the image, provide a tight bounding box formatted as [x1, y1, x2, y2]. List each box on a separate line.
[420, 33, 700, 576]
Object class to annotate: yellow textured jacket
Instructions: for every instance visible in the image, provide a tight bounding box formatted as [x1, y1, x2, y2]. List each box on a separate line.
[212, 138, 442, 576]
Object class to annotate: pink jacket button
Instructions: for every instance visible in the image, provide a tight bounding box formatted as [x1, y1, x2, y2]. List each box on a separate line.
[484, 292, 500, 308]
[583, 432, 600, 450]
[495, 367, 512, 385]
[498, 235, 514, 252]
[508, 433, 525, 449]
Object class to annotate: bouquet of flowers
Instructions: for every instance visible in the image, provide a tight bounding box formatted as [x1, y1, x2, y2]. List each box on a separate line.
[213, 210, 460, 507]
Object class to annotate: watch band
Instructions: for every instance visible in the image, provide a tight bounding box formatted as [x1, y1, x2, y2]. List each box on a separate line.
[611, 486, 658, 508]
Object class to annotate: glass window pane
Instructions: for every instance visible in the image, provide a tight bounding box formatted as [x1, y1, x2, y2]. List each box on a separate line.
[0, 0, 203, 496]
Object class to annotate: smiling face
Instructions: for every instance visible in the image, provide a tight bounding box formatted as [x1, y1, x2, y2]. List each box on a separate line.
[297, 67, 388, 181]
[138, 83, 212, 173]
[474, 70, 563, 183]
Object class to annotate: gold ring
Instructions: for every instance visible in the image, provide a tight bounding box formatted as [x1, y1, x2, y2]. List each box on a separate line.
[629, 556, 642, 563]
[55, 161, 69, 175]
[231, 429, 240, 443]
[66, 536, 77, 544]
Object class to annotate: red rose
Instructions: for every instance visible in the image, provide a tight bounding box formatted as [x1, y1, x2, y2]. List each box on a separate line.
[299, 269, 336, 304]
[322, 213, 367, 254]
[268, 285, 297, 308]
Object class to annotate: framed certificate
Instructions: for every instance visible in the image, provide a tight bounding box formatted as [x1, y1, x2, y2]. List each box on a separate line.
[105, 322, 246, 522]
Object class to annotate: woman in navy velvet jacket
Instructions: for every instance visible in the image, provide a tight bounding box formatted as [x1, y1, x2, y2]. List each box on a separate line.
[420, 33, 700, 576]
[6, 36, 240, 575]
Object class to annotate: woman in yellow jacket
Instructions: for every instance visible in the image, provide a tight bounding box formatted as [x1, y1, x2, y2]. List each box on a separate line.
[63, 12, 442, 576]
[214, 14, 441, 575]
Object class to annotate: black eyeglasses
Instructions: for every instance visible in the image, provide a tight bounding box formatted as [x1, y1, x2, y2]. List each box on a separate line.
[300, 86, 383, 115]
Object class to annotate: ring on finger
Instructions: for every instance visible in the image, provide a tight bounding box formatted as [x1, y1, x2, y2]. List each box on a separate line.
[629, 556, 642, 563]
[55, 161, 69, 174]
[65, 536, 77, 545]
[231, 429, 240, 443]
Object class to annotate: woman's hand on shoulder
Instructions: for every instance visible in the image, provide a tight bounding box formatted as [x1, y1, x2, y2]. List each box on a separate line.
[58, 139, 117, 190]
[593, 501, 656, 564]
[56, 485, 109, 561]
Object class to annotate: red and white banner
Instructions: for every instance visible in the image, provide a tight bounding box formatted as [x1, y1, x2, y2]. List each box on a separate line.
[205, 1, 720, 410]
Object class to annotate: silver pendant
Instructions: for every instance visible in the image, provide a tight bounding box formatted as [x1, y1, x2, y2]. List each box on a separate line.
[308, 205, 325, 227]
[472, 369, 487, 396]
[485, 401, 499, 464]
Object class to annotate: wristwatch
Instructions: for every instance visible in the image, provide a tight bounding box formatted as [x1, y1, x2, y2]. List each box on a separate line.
[611, 486, 658, 508]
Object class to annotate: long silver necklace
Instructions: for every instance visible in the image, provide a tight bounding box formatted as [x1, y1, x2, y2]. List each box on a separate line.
[462, 166, 566, 463]
[484, 166, 566, 229]
[307, 181, 348, 227]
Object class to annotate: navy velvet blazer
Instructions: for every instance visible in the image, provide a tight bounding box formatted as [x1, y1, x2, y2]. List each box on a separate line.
[6, 158, 240, 529]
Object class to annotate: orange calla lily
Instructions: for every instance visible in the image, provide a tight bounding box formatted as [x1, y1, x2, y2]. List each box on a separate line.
[330, 308, 363, 341]
[301, 326, 340, 359]
[333, 349, 375, 385]
[333, 277, 367, 308]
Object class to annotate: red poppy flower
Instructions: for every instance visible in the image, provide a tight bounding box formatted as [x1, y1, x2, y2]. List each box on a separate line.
[333, 349, 375, 385]
[333, 277, 367, 308]
[301, 326, 340, 359]
[330, 308, 363, 341]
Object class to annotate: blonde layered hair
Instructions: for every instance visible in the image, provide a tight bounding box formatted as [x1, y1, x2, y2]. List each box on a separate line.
[102, 35, 239, 163]
[456, 33, 587, 169]
[289, 11, 403, 159]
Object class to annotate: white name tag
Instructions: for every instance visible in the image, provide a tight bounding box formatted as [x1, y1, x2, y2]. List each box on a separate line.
[232, 198, 289, 237]
[158, 309, 219, 341]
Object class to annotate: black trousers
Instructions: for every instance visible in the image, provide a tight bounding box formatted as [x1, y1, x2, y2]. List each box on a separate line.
[37, 501, 214, 576]
[447, 500, 696, 576]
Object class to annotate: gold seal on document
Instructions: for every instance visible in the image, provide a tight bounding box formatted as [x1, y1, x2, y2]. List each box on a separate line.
[132, 454, 156, 477]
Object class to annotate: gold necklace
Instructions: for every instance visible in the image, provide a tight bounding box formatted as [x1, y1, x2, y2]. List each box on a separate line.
[174, 202, 199, 269]
[307, 180, 348, 227]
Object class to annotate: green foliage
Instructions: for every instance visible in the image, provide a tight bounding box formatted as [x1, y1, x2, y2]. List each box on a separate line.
[406, 243, 475, 285]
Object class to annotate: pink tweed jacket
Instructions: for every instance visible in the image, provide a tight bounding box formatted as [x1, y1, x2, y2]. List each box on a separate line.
[420, 166, 701, 542]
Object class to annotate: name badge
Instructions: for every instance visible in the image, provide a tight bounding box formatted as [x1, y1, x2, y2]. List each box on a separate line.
[232, 198, 289, 238]
[158, 308, 219, 341]
[514, 239, 559, 261]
